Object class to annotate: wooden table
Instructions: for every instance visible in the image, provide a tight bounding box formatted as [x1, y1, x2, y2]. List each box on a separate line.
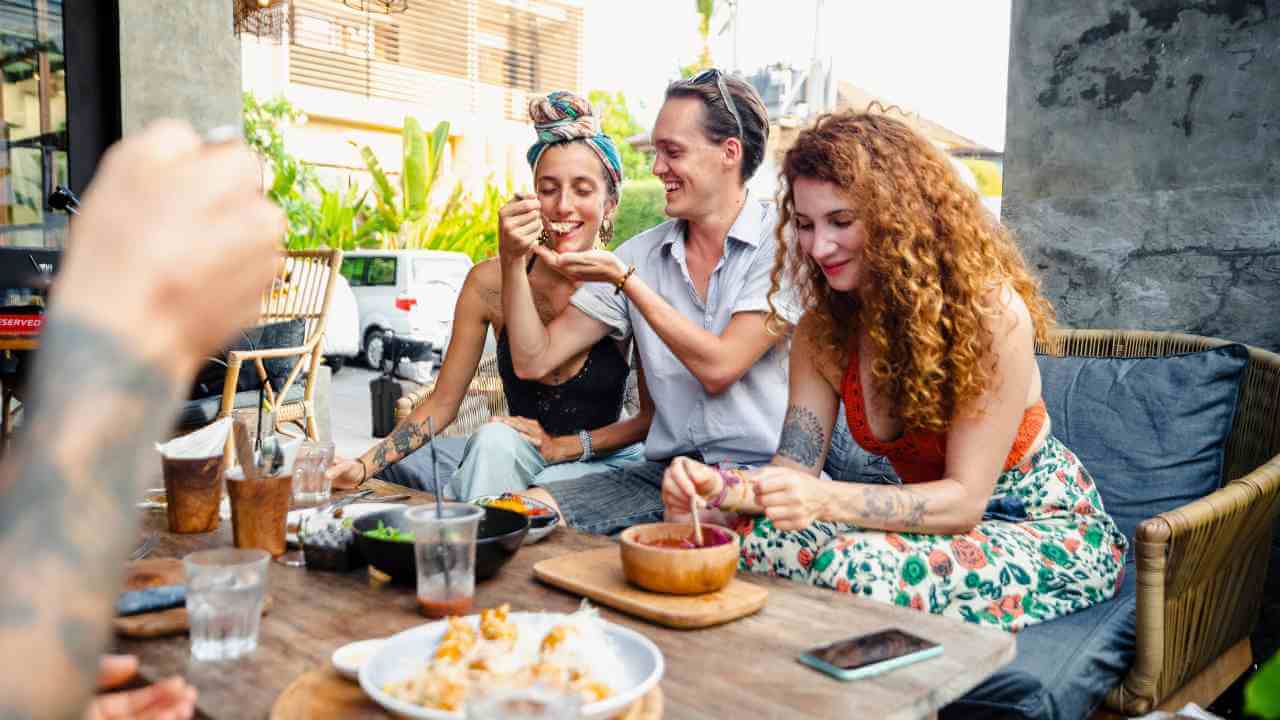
[118, 481, 1015, 719]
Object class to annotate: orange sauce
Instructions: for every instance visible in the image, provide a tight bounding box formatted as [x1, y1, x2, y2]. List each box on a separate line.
[417, 595, 474, 619]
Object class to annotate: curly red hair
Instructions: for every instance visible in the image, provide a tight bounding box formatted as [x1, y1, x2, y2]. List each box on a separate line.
[767, 112, 1055, 433]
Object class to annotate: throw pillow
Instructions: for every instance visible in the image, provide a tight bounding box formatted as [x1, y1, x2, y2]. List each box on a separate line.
[1036, 344, 1249, 544]
[190, 319, 307, 400]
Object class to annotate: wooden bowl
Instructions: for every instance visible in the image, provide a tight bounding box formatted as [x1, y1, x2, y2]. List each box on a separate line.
[619, 522, 740, 595]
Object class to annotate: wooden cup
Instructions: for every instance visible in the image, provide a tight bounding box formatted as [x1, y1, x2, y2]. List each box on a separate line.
[161, 454, 226, 534]
[619, 522, 740, 595]
[226, 468, 292, 557]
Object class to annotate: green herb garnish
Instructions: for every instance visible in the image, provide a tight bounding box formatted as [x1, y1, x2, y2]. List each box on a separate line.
[362, 520, 415, 543]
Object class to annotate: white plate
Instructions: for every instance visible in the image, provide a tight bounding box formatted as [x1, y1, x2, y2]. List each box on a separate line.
[469, 495, 560, 544]
[332, 638, 385, 681]
[288, 502, 406, 544]
[359, 611, 664, 719]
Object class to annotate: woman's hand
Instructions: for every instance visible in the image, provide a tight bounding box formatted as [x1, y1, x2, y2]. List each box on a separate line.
[326, 458, 365, 490]
[751, 466, 829, 531]
[536, 248, 628, 285]
[491, 416, 572, 464]
[498, 195, 543, 264]
[661, 456, 723, 516]
[85, 655, 197, 720]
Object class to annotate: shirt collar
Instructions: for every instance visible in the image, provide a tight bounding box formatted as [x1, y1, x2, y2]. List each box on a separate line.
[661, 189, 767, 250]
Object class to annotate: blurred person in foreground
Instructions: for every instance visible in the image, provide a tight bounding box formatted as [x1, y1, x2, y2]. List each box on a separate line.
[0, 120, 283, 717]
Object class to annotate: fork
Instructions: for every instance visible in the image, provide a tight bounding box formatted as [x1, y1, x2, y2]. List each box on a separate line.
[130, 534, 158, 561]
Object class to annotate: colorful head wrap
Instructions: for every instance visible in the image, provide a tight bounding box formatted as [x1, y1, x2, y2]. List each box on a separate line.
[526, 91, 624, 191]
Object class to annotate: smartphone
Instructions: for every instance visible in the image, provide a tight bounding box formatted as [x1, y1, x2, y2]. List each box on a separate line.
[798, 628, 942, 681]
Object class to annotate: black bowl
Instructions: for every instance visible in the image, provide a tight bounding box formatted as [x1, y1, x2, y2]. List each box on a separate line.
[351, 506, 529, 585]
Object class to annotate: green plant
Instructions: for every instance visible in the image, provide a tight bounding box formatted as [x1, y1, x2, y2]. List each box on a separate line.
[588, 90, 654, 182]
[1248, 650, 1280, 718]
[612, 177, 668, 250]
[356, 116, 451, 243]
[422, 176, 510, 262]
[308, 179, 383, 251]
[243, 92, 316, 248]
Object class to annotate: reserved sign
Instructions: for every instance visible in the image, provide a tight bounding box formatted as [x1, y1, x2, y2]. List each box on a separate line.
[0, 313, 44, 335]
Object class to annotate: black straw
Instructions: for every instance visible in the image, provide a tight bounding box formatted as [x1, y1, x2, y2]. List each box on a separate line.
[427, 418, 451, 597]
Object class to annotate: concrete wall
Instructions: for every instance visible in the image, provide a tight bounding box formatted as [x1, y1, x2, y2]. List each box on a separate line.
[1004, 0, 1280, 350]
[118, 0, 242, 136]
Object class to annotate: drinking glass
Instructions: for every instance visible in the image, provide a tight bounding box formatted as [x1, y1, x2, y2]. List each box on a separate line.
[465, 686, 581, 720]
[291, 440, 335, 507]
[183, 548, 269, 662]
[406, 503, 484, 618]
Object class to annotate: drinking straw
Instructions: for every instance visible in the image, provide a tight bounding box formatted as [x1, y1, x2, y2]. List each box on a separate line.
[427, 417, 451, 598]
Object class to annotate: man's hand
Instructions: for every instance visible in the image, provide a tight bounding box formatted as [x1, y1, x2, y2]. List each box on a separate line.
[84, 655, 197, 720]
[53, 120, 283, 385]
[326, 458, 365, 490]
[498, 195, 543, 265]
[661, 456, 723, 516]
[751, 466, 829, 531]
[534, 248, 628, 285]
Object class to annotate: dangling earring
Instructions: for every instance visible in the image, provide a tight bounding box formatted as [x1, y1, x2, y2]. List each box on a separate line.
[598, 218, 614, 249]
[539, 228, 553, 247]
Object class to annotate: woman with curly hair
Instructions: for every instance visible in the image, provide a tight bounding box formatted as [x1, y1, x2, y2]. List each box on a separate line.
[662, 112, 1126, 631]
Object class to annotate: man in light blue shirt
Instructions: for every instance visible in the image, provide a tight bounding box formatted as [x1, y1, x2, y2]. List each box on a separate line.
[497, 70, 799, 534]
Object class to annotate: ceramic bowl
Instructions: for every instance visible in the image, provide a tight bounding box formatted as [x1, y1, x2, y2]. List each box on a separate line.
[470, 493, 560, 544]
[618, 522, 740, 595]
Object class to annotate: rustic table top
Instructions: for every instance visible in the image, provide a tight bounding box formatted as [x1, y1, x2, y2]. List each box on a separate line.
[117, 480, 1015, 720]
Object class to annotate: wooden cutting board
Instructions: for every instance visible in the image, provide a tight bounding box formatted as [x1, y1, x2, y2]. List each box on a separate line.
[269, 667, 662, 719]
[112, 558, 271, 638]
[533, 547, 767, 629]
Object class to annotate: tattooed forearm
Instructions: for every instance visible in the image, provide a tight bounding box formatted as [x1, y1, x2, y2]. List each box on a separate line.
[366, 419, 429, 473]
[0, 312, 184, 719]
[856, 485, 928, 531]
[776, 404, 825, 468]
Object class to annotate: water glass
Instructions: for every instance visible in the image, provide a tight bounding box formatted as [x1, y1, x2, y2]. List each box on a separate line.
[183, 548, 270, 661]
[406, 503, 484, 618]
[465, 686, 582, 720]
[291, 440, 335, 508]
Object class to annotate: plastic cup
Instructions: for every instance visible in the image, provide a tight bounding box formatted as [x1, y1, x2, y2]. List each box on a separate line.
[161, 454, 225, 533]
[291, 440, 335, 508]
[406, 503, 484, 618]
[183, 548, 269, 661]
[225, 466, 292, 557]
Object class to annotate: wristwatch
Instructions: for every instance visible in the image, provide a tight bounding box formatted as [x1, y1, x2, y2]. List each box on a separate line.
[578, 430, 594, 462]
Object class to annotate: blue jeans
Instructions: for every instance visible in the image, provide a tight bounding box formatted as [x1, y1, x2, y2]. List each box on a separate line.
[378, 421, 646, 500]
[542, 401, 901, 536]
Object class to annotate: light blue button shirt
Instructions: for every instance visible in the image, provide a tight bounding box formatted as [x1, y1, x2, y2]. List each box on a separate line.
[570, 193, 799, 465]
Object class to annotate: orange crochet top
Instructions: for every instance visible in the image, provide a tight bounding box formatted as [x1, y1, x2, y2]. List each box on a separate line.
[841, 347, 1047, 485]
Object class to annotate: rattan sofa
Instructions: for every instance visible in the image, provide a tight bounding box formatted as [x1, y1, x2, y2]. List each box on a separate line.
[395, 329, 1280, 716]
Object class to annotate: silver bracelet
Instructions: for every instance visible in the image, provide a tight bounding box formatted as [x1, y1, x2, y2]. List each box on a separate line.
[578, 430, 593, 461]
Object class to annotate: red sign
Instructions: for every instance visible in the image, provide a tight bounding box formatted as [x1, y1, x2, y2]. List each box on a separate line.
[0, 313, 44, 335]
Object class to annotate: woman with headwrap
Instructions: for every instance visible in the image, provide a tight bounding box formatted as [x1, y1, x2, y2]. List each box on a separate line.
[327, 91, 650, 498]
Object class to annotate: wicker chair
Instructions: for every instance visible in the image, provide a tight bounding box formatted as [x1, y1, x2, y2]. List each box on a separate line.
[215, 249, 343, 440]
[398, 328, 1280, 715]
[1034, 330, 1280, 717]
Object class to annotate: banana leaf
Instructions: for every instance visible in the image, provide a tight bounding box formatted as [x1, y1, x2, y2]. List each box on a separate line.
[402, 117, 427, 218]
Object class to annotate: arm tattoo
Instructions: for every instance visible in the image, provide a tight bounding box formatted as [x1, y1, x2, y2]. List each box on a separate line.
[368, 419, 429, 473]
[0, 312, 183, 718]
[777, 404, 825, 468]
[857, 485, 928, 531]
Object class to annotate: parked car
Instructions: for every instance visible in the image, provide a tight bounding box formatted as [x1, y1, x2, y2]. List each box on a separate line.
[339, 249, 473, 379]
[321, 270, 360, 373]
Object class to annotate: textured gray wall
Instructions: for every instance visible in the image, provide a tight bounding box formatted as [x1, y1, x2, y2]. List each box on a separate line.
[1004, 0, 1280, 350]
[118, 0, 241, 136]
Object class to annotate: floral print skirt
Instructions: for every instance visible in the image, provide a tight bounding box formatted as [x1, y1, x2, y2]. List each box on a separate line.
[735, 436, 1129, 632]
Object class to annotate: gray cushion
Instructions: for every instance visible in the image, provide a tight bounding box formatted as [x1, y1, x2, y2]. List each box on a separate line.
[942, 562, 1136, 720]
[1035, 345, 1249, 546]
[190, 319, 307, 400]
[177, 382, 306, 429]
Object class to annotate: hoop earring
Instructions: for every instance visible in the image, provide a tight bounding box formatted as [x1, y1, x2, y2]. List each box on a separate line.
[598, 218, 614, 249]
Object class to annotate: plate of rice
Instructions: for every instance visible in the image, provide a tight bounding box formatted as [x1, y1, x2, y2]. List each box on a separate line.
[359, 603, 663, 719]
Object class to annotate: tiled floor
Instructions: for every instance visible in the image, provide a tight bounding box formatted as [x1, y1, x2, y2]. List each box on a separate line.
[327, 363, 424, 461]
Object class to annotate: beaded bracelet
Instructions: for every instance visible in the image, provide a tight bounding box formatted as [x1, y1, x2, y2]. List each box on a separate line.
[707, 466, 749, 511]
[614, 265, 637, 294]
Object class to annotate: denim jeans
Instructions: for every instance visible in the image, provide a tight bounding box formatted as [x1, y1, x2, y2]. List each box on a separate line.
[378, 421, 646, 500]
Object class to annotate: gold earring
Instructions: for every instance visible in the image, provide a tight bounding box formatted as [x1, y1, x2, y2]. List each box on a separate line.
[598, 218, 614, 248]
[539, 228, 553, 247]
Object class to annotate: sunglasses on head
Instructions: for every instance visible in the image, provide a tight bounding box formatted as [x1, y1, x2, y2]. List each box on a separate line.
[690, 68, 745, 139]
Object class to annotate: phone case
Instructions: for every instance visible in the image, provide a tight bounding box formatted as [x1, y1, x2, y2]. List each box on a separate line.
[797, 644, 943, 681]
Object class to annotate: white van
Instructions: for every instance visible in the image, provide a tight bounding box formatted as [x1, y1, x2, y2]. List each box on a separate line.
[339, 249, 474, 375]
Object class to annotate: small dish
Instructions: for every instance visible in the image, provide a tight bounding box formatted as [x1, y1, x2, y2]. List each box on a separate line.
[619, 522, 741, 595]
[470, 493, 560, 544]
[331, 638, 384, 681]
[288, 502, 405, 544]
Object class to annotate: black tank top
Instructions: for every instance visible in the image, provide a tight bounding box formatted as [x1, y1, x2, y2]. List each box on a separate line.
[494, 263, 630, 437]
